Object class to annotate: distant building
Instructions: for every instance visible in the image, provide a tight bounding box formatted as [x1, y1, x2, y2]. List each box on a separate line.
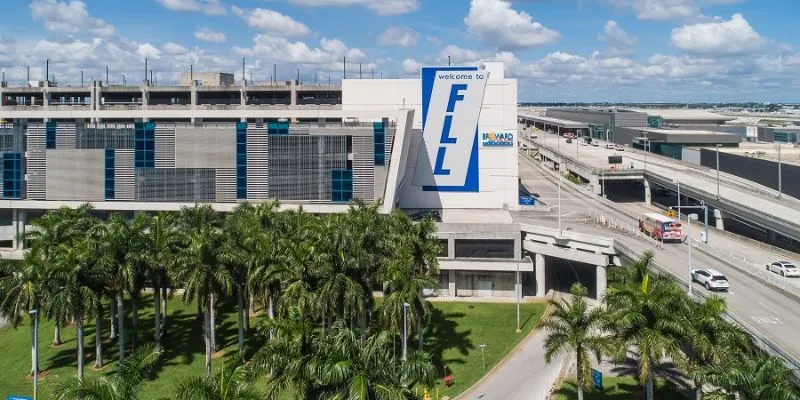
[178, 72, 235, 86]
[544, 108, 648, 144]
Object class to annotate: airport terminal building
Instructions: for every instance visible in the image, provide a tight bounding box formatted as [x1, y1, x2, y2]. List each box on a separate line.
[0, 62, 532, 298]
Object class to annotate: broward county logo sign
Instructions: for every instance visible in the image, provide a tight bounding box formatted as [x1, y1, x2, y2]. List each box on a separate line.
[481, 132, 514, 147]
[415, 66, 488, 192]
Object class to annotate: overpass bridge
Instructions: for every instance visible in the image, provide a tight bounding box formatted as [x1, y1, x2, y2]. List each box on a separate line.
[526, 131, 800, 249]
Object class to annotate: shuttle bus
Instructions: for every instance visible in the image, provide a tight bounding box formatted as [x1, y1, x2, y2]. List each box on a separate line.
[639, 213, 683, 242]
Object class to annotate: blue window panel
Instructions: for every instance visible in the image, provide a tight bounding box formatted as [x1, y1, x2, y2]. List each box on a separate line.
[330, 169, 353, 202]
[46, 121, 56, 149]
[375, 153, 385, 166]
[104, 149, 115, 200]
[2, 152, 22, 199]
[373, 121, 386, 166]
[373, 121, 384, 130]
[236, 124, 247, 199]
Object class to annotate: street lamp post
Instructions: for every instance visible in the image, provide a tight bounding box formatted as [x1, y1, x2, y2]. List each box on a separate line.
[402, 302, 409, 361]
[515, 261, 521, 333]
[687, 213, 698, 297]
[479, 344, 487, 371]
[30, 309, 39, 400]
[673, 180, 681, 217]
[715, 144, 721, 200]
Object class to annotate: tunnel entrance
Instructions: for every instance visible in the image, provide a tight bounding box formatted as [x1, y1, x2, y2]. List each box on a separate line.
[603, 179, 646, 203]
[544, 258, 600, 299]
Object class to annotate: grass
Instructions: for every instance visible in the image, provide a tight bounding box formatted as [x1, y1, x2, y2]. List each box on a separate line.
[0, 298, 545, 399]
[426, 302, 547, 398]
[552, 376, 688, 399]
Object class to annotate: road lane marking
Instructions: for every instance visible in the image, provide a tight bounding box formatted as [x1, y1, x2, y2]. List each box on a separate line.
[759, 302, 781, 317]
[751, 316, 783, 325]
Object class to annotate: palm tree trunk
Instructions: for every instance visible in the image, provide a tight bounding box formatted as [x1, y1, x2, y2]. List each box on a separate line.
[694, 379, 703, 400]
[418, 318, 424, 350]
[244, 291, 251, 334]
[109, 298, 118, 340]
[204, 303, 212, 376]
[237, 286, 245, 356]
[646, 374, 654, 400]
[131, 293, 139, 350]
[95, 304, 103, 369]
[197, 300, 203, 319]
[210, 292, 217, 351]
[576, 351, 584, 400]
[76, 311, 85, 380]
[117, 292, 125, 361]
[154, 278, 161, 345]
[161, 279, 169, 337]
[268, 296, 274, 320]
[53, 323, 62, 346]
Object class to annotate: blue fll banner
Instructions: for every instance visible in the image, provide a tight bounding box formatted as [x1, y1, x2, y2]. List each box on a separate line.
[414, 66, 488, 192]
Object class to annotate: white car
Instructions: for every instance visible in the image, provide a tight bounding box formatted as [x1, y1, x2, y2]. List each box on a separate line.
[766, 261, 800, 277]
[605, 144, 615, 149]
[614, 145, 625, 151]
[691, 268, 730, 291]
[591, 142, 600, 147]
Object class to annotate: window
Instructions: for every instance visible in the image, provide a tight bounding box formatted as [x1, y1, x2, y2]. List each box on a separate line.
[46, 121, 56, 149]
[373, 121, 385, 166]
[438, 239, 449, 257]
[2, 152, 22, 199]
[331, 169, 353, 202]
[268, 121, 289, 135]
[236, 122, 247, 199]
[454, 239, 515, 259]
[134, 122, 155, 168]
[104, 149, 115, 200]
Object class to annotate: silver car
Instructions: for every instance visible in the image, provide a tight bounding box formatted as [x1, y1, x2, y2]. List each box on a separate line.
[691, 268, 730, 291]
[767, 261, 800, 277]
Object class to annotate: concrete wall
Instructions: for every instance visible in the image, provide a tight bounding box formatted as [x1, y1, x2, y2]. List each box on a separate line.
[682, 147, 701, 165]
[175, 127, 236, 169]
[46, 149, 105, 201]
[700, 149, 800, 198]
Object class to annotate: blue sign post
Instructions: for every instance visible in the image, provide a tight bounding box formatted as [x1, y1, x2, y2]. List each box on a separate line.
[591, 369, 603, 390]
[518, 196, 535, 206]
[7, 395, 33, 400]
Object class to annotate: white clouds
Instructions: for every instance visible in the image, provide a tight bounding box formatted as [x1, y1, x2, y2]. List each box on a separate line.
[671, 14, 764, 56]
[232, 6, 311, 37]
[600, 20, 637, 56]
[30, 0, 116, 37]
[163, 42, 189, 55]
[401, 58, 421, 74]
[377, 27, 419, 48]
[193, 28, 227, 43]
[287, 0, 419, 15]
[137, 43, 162, 59]
[155, 0, 226, 15]
[464, 0, 560, 50]
[238, 34, 367, 68]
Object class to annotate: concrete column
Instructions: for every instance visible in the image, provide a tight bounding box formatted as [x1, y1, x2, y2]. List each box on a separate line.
[13, 209, 25, 250]
[448, 270, 456, 297]
[11, 209, 18, 249]
[290, 80, 297, 106]
[596, 265, 607, 301]
[141, 80, 149, 109]
[448, 237, 455, 259]
[612, 255, 622, 267]
[591, 175, 601, 195]
[714, 209, 725, 230]
[643, 179, 652, 205]
[535, 253, 546, 297]
[240, 87, 247, 122]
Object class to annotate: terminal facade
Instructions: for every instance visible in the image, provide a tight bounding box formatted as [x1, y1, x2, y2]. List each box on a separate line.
[0, 62, 537, 299]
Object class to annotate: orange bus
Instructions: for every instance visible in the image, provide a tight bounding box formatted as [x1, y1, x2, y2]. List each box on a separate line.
[639, 213, 683, 242]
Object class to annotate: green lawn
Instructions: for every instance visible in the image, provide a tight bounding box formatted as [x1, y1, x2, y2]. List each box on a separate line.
[426, 302, 547, 398]
[552, 376, 688, 399]
[0, 298, 545, 399]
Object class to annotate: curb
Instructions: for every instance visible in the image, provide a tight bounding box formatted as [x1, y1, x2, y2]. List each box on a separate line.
[452, 291, 557, 400]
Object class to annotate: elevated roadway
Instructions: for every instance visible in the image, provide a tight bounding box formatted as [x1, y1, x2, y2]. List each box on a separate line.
[517, 151, 800, 366]
[525, 131, 800, 247]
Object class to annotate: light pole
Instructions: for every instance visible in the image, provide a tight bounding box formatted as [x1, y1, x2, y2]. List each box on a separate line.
[777, 143, 783, 199]
[402, 302, 409, 361]
[30, 309, 39, 400]
[515, 261, 521, 333]
[673, 179, 681, 217]
[715, 144, 721, 200]
[479, 344, 487, 371]
[687, 213, 698, 297]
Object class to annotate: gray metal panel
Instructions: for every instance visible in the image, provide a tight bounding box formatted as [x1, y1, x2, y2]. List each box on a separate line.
[26, 124, 46, 199]
[27, 124, 46, 151]
[246, 126, 269, 200]
[613, 127, 643, 145]
[613, 112, 648, 128]
[546, 109, 612, 129]
[46, 149, 105, 201]
[352, 136, 374, 201]
[114, 149, 135, 200]
[135, 168, 216, 202]
[155, 126, 176, 168]
[174, 127, 235, 169]
[56, 123, 76, 149]
[268, 135, 346, 201]
[216, 168, 236, 202]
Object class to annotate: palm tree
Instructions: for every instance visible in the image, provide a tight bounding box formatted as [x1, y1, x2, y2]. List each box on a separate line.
[220, 203, 258, 358]
[605, 253, 691, 400]
[103, 214, 135, 361]
[52, 343, 162, 400]
[45, 239, 104, 380]
[0, 252, 46, 375]
[173, 213, 232, 375]
[541, 283, 610, 400]
[175, 361, 261, 400]
[141, 212, 180, 346]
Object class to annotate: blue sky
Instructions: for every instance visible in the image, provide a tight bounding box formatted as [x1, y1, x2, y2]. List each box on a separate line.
[0, 0, 798, 102]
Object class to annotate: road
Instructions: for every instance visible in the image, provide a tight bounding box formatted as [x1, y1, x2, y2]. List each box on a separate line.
[516, 152, 800, 362]
[530, 132, 800, 229]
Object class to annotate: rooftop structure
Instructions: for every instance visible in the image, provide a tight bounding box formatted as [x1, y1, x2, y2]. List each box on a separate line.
[630, 108, 735, 127]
